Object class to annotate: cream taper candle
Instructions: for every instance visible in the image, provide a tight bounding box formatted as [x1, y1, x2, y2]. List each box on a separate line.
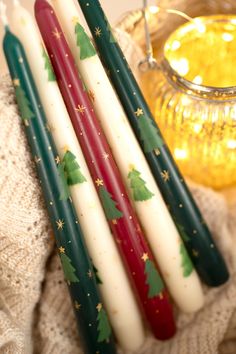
[51, 0, 204, 313]
[11, 2, 145, 350]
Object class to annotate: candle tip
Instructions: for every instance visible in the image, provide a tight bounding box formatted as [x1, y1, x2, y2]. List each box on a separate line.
[0, 1, 8, 27]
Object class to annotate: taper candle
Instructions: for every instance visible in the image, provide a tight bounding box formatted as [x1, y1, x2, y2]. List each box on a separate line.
[77, 0, 229, 287]
[35, 0, 176, 340]
[51, 0, 204, 313]
[11, 2, 145, 350]
[2, 21, 116, 354]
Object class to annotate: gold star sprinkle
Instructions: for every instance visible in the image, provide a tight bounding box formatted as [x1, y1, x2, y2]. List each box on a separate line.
[74, 301, 81, 310]
[13, 78, 20, 87]
[134, 108, 143, 117]
[52, 28, 62, 39]
[94, 27, 102, 37]
[192, 249, 199, 257]
[62, 145, 69, 152]
[75, 104, 86, 115]
[95, 178, 103, 187]
[59, 246, 65, 254]
[55, 156, 60, 164]
[96, 303, 102, 312]
[129, 164, 135, 171]
[159, 292, 164, 300]
[141, 253, 149, 262]
[88, 90, 95, 102]
[161, 170, 170, 182]
[56, 219, 65, 230]
[34, 156, 41, 164]
[71, 16, 79, 25]
[103, 153, 109, 160]
[87, 270, 93, 278]
[154, 148, 160, 156]
[112, 219, 118, 225]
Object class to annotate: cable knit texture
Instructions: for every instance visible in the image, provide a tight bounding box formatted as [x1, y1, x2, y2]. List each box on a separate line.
[0, 29, 236, 354]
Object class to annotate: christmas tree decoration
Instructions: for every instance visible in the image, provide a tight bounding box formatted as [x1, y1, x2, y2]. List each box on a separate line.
[93, 264, 103, 284]
[143, 255, 164, 298]
[14, 85, 35, 124]
[52, 0, 204, 314]
[128, 167, 154, 201]
[104, 14, 116, 44]
[57, 161, 70, 201]
[35, 0, 176, 340]
[75, 22, 96, 60]
[77, 0, 229, 287]
[98, 186, 123, 220]
[42, 46, 55, 81]
[62, 150, 87, 185]
[2, 22, 116, 354]
[59, 247, 79, 284]
[12, 2, 145, 351]
[96, 303, 112, 343]
[180, 243, 194, 278]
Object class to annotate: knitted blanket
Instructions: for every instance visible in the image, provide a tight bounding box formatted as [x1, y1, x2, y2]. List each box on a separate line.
[0, 32, 236, 354]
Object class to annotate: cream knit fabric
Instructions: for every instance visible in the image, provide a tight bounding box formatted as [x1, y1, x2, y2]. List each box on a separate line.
[0, 31, 236, 354]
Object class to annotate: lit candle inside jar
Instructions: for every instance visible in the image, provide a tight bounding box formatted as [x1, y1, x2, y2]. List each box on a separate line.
[148, 15, 236, 189]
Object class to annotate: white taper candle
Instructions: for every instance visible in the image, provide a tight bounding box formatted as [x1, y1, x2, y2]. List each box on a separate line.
[51, 0, 204, 313]
[11, 3, 145, 351]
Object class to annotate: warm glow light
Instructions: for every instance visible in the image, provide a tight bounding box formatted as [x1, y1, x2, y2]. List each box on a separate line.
[174, 148, 188, 160]
[227, 140, 236, 149]
[142, 15, 236, 189]
[149, 6, 159, 14]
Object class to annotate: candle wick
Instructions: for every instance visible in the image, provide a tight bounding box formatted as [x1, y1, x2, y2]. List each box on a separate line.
[0, 1, 9, 28]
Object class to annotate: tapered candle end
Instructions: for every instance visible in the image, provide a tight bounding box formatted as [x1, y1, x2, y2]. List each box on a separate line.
[34, 0, 52, 13]
[200, 259, 230, 287]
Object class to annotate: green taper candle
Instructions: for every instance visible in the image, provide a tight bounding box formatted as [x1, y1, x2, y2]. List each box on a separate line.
[77, 0, 229, 287]
[3, 23, 116, 354]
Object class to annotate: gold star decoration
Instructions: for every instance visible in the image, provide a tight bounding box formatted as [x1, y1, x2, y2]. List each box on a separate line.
[96, 303, 102, 312]
[159, 292, 164, 300]
[74, 301, 81, 310]
[141, 253, 149, 262]
[52, 27, 62, 39]
[129, 163, 135, 171]
[103, 153, 109, 160]
[134, 108, 143, 117]
[56, 219, 65, 230]
[59, 246, 65, 254]
[18, 57, 23, 64]
[75, 104, 86, 115]
[13, 78, 20, 87]
[192, 249, 199, 257]
[55, 156, 60, 164]
[161, 170, 170, 182]
[94, 27, 102, 37]
[112, 219, 118, 225]
[88, 90, 95, 102]
[154, 148, 160, 156]
[71, 16, 79, 25]
[34, 156, 41, 164]
[95, 178, 104, 187]
[61, 145, 70, 153]
[87, 270, 93, 278]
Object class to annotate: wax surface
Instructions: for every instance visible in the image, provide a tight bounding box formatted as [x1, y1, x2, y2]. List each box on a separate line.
[35, 0, 176, 340]
[11, 4, 145, 351]
[51, 0, 204, 313]
[3, 28, 116, 354]
[77, 0, 229, 287]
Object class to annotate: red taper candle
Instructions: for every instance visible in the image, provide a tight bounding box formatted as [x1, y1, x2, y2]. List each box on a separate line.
[35, 0, 176, 340]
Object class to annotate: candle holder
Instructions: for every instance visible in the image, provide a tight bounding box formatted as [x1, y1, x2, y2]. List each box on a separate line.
[119, 2, 236, 189]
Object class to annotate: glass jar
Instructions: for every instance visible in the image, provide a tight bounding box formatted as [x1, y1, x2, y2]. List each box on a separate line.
[141, 15, 236, 189]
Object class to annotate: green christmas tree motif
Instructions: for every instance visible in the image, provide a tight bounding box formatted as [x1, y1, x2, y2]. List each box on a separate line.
[128, 166, 154, 201]
[62, 150, 87, 186]
[42, 47, 55, 81]
[135, 109, 164, 153]
[180, 243, 193, 277]
[58, 162, 70, 201]
[14, 84, 35, 125]
[104, 14, 117, 43]
[59, 247, 79, 284]
[93, 264, 103, 284]
[98, 185, 123, 221]
[176, 223, 190, 242]
[143, 254, 164, 298]
[75, 23, 96, 60]
[96, 303, 111, 342]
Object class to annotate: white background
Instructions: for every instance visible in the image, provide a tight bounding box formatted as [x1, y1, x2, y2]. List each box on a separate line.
[0, 0, 152, 74]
